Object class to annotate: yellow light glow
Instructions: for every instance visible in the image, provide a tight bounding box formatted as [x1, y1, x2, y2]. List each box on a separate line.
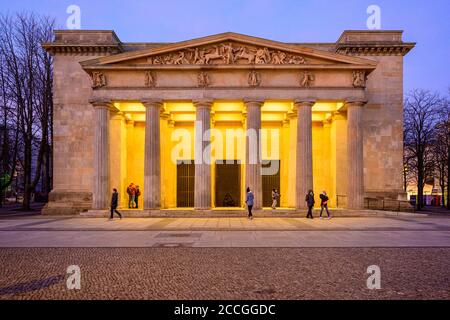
[165, 102, 195, 113]
[172, 114, 196, 122]
[108, 100, 347, 209]
[213, 102, 244, 112]
[116, 102, 146, 112]
[312, 102, 338, 112]
[261, 101, 291, 112]
[261, 113, 285, 122]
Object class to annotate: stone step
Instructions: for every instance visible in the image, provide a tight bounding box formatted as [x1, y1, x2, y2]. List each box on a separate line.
[81, 209, 425, 218]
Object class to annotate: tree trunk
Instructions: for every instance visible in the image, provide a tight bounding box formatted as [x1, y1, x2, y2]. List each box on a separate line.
[417, 155, 424, 210]
[447, 145, 450, 210]
[439, 176, 446, 208]
[403, 165, 407, 192]
[22, 137, 32, 210]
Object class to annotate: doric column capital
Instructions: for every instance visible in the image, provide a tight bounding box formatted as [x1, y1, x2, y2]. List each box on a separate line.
[345, 99, 368, 108]
[193, 99, 213, 109]
[89, 98, 113, 109]
[243, 99, 264, 107]
[293, 98, 316, 108]
[142, 99, 163, 109]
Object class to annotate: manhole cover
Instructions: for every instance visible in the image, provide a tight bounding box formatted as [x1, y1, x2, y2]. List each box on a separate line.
[155, 233, 201, 238]
[152, 242, 194, 248]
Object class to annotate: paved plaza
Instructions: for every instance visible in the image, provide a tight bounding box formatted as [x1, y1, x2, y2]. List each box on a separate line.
[0, 215, 449, 247]
[0, 215, 449, 299]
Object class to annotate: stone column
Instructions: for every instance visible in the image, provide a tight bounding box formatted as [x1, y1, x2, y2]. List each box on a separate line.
[109, 112, 126, 208]
[142, 99, 162, 210]
[245, 100, 263, 209]
[346, 100, 366, 209]
[194, 100, 213, 209]
[294, 99, 315, 209]
[287, 111, 298, 208]
[90, 99, 111, 210]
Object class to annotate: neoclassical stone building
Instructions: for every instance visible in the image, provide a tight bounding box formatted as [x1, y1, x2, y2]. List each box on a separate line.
[42, 30, 414, 214]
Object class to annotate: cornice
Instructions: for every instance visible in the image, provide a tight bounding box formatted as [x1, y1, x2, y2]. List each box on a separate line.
[42, 44, 124, 55]
[81, 64, 377, 72]
[335, 43, 415, 56]
[86, 32, 378, 67]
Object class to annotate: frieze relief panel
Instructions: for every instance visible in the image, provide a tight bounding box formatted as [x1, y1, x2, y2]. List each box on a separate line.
[90, 69, 359, 89]
[91, 71, 107, 88]
[144, 71, 157, 87]
[352, 70, 367, 88]
[145, 41, 308, 66]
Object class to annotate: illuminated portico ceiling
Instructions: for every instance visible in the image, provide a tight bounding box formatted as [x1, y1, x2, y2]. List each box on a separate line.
[114, 101, 345, 124]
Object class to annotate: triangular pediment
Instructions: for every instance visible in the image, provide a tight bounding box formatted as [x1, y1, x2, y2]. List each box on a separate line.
[81, 32, 377, 68]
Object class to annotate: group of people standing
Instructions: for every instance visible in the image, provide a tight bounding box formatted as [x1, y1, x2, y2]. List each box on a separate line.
[126, 183, 141, 209]
[245, 188, 332, 220]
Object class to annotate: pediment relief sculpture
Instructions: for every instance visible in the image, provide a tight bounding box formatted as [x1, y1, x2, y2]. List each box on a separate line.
[91, 71, 107, 88]
[146, 42, 307, 66]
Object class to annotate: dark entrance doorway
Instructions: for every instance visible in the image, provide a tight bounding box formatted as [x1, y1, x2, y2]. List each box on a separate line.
[262, 160, 280, 207]
[176, 161, 195, 207]
[215, 160, 241, 207]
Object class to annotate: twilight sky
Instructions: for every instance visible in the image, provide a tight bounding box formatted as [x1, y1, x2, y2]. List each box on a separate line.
[0, 0, 448, 95]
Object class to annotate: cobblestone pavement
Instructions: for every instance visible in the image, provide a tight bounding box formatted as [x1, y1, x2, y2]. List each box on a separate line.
[0, 248, 448, 300]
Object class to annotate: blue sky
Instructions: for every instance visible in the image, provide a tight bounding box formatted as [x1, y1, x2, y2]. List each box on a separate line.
[0, 0, 449, 95]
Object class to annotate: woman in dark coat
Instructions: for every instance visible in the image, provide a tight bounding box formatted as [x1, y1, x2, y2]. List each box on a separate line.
[305, 190, 315, 219]
[110, 188, 122, 220]
[245, 187, 254, 220]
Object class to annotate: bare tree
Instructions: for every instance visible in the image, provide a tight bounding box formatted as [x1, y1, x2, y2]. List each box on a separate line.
[402, 126, 415, 193]
[0, 55, 20, 207]
[0, 13, 54, 209]
[435, 91, 450, 209]
[404, 89, 441, 210]
[432, 122, 448, 207]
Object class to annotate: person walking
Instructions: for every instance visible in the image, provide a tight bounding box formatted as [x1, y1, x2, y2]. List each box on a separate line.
[135, 185, 141, 209]
[319, 190, 331, 219]
[109, 188, 122, 220]
[271, 189, 280, 209]
[245, 187, 254, 220]
[305, 189, 315, 219]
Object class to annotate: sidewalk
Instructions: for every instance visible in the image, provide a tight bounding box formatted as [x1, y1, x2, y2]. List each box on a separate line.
[0, 215, 449, 248]
[0, 203, 43, 217]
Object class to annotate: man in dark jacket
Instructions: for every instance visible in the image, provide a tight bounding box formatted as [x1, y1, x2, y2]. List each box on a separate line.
[110, 188, 122, 220]
[305, 190, 315, 219]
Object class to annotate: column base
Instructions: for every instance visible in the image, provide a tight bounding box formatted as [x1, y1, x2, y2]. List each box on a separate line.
[365, 190, 408, 201]
[42, 190, 92, 215]
[194, 207, 212, 211]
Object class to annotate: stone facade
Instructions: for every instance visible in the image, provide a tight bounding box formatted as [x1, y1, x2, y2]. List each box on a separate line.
[42, 30, 414, 214]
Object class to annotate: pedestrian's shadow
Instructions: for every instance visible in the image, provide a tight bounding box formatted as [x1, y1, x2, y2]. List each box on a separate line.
[0, 275, 64, 296]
